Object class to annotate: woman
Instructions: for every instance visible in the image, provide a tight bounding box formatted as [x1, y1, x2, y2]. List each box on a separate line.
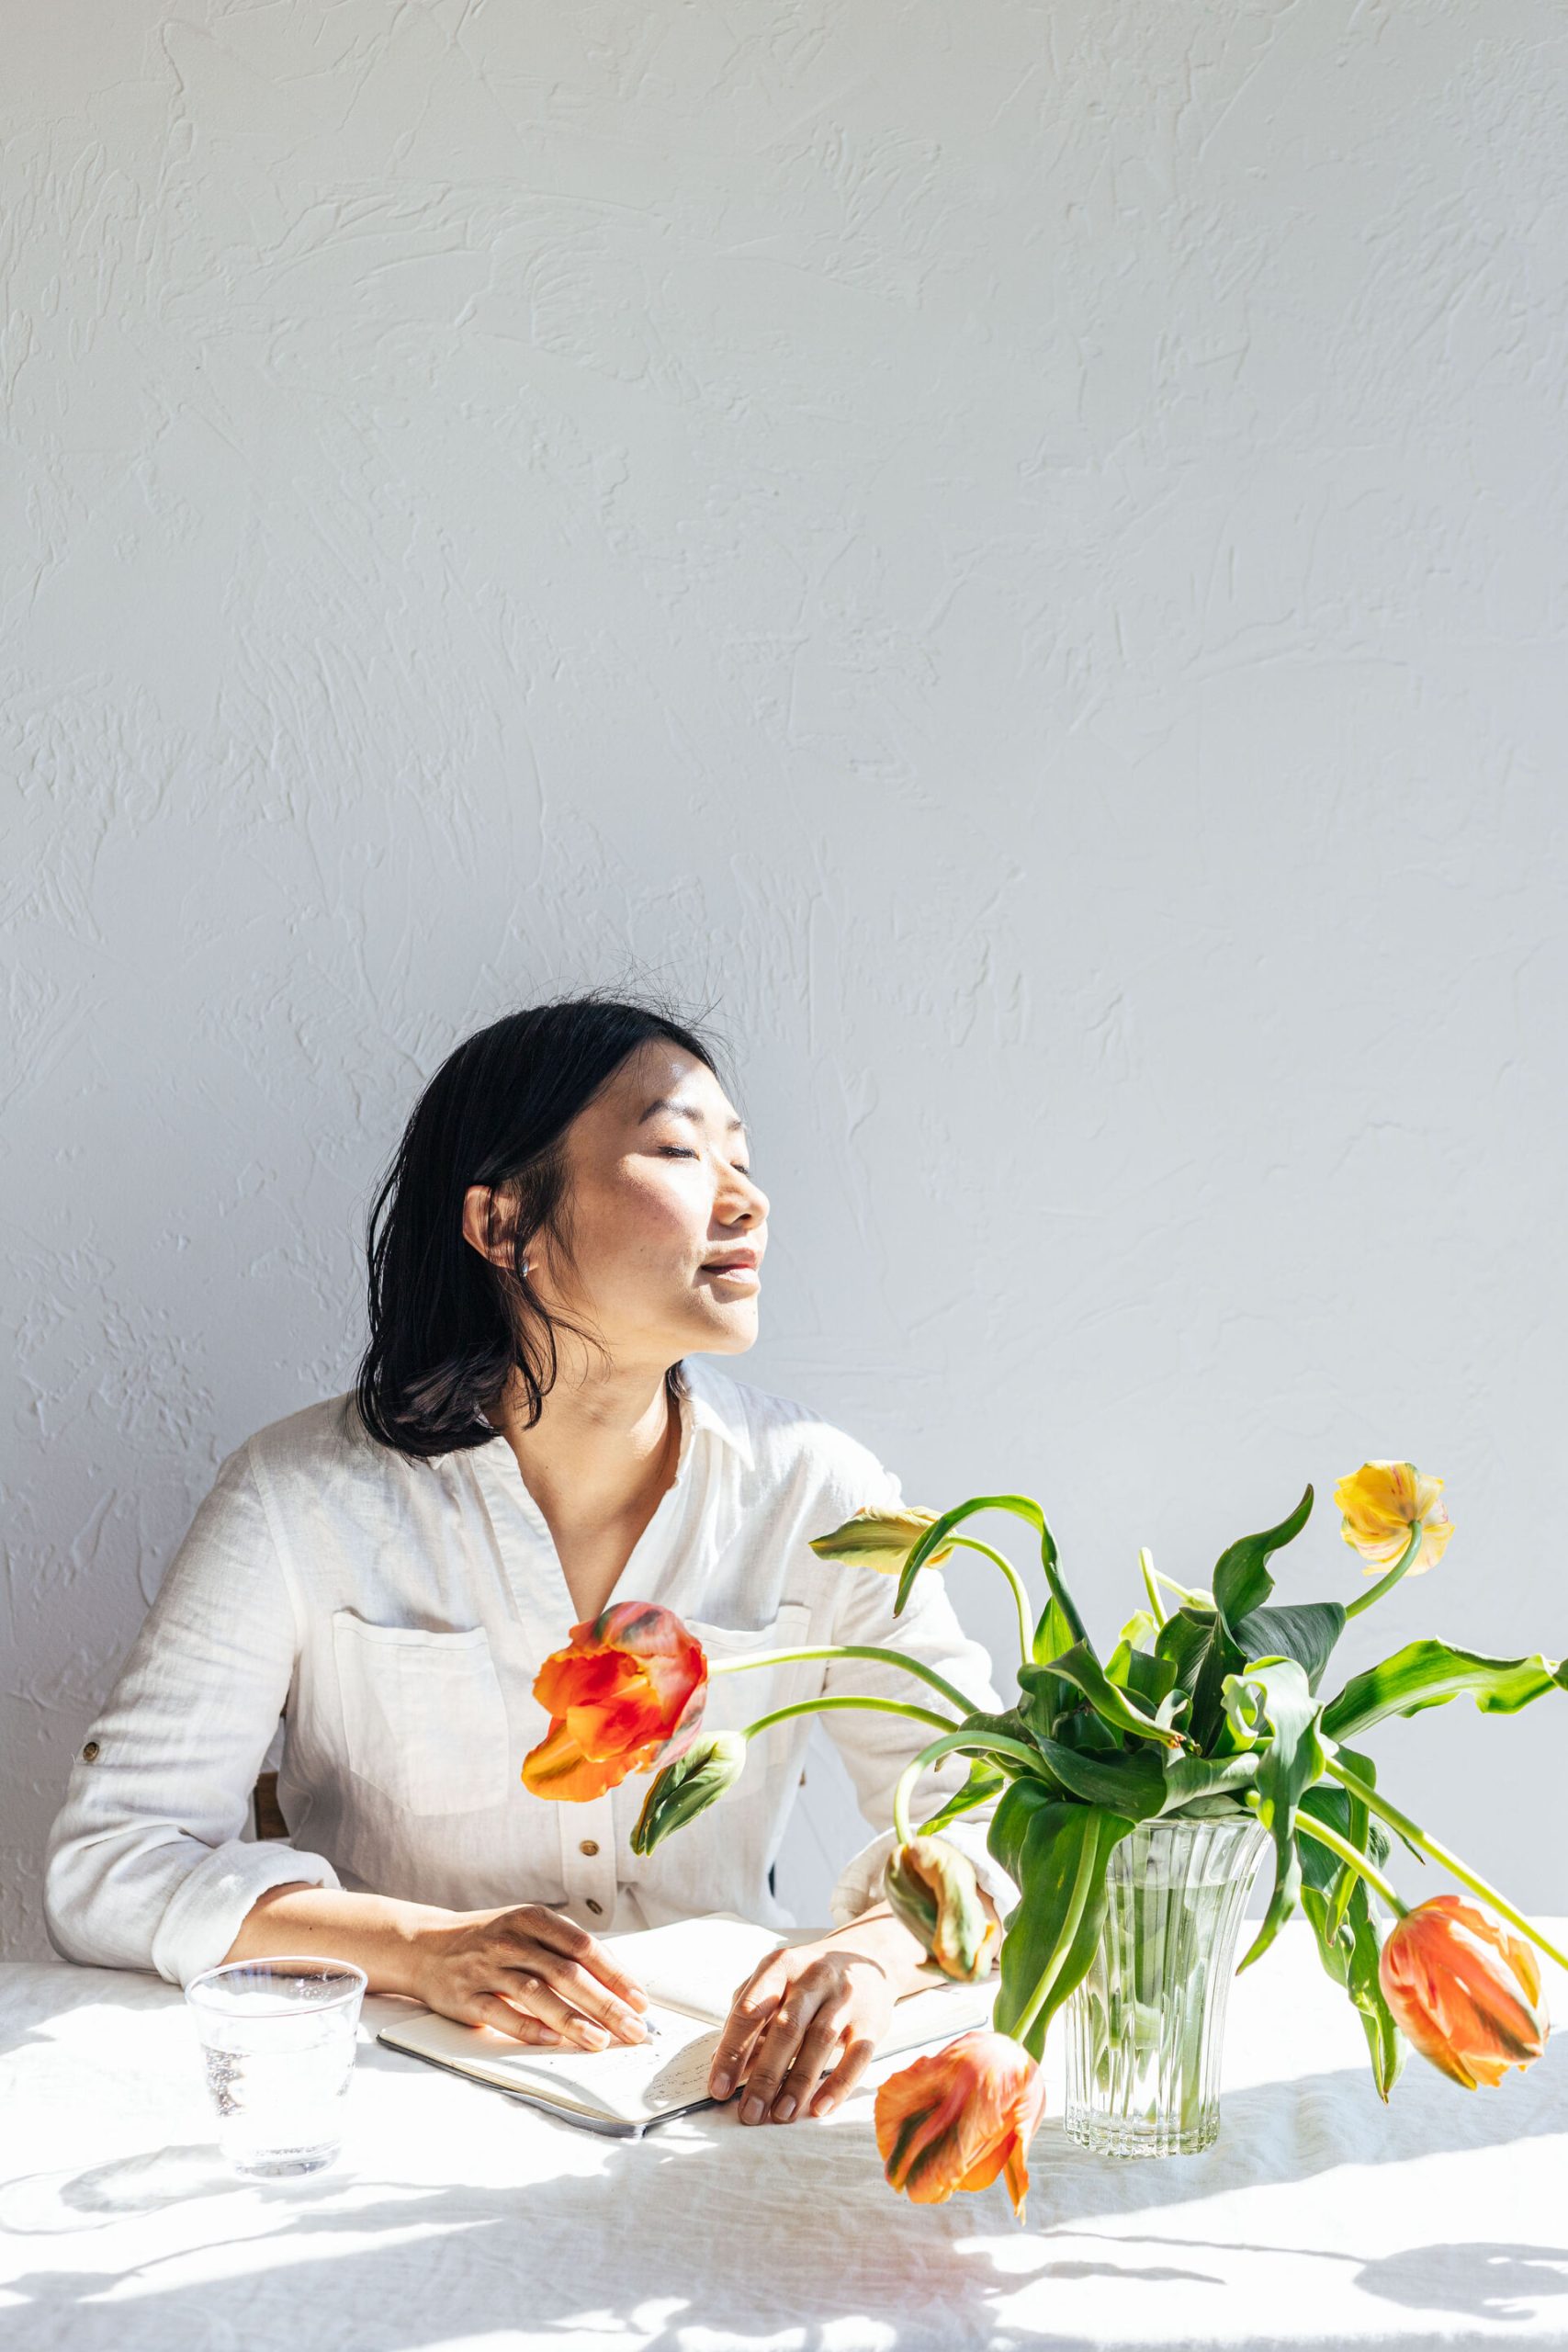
[44, 995, 1012, 2129]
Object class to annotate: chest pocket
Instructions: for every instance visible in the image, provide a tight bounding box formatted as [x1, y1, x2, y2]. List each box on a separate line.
[333, 1611, 511, 1818]
[682, 1601, 816, 1764]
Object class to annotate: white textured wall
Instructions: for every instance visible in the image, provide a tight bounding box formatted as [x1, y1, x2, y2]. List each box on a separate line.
[6, 0, 1568, 1961]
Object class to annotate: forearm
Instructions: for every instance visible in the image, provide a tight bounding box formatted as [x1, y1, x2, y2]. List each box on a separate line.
[221, 1880, 457, 1999]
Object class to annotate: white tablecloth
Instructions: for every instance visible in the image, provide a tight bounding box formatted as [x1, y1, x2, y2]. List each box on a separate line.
[3, 1927, 1566, 2351]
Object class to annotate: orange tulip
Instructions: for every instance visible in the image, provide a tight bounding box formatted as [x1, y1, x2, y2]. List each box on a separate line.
[522, 1602, 707, 1802]
[1379, 1894, 1548, 2088]
[875, 2030, 1045, 2221]
[1335, 1461, 1453, 1577]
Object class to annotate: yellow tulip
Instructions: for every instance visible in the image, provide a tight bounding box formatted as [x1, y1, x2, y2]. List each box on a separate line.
[807, 1506, 956, 1574]
[1335, 1461, 1453, 1577]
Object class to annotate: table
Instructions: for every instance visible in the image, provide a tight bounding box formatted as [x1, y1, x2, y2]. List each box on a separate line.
[3, 1927, 1566, 2351]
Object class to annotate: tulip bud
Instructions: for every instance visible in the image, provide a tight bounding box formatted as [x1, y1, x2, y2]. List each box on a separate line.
[629, 1730, 750, 1856]
[885, 1835, 1001, 1983]
[807, 1507, 955, 1574]
[1379, 1894, 1548, 2089]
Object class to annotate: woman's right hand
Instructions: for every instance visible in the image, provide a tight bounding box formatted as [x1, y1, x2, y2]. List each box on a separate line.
[409, 1903, 651, 2050]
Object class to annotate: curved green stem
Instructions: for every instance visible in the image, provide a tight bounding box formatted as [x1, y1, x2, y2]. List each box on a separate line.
[1325, 1757, 1568, 1971]
[1139, 1547, 1166, 1626]
[900, 1495, 1087, 1650]
[1344, 1520, 1426, 1619]
[740, 1694, 958, 1742]
[891, 1725, 1045, 1845]
[947, 1536, 1031, 1663]
[1150, 1566, 1213, 1609]
[1295, 1809, 1407, 1916]
[1004, 1826, 1100, 2050]
[707, 1643, 975, 1716]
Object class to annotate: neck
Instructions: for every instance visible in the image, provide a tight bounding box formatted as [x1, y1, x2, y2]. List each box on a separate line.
[493, 1356, 682, 1536]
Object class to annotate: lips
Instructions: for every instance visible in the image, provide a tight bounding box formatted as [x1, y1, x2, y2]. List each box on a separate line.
[701, 1252, 759, 1275]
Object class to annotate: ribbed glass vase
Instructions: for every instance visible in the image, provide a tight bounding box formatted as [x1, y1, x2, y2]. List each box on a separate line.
[1063, 1812, 1269, 2158]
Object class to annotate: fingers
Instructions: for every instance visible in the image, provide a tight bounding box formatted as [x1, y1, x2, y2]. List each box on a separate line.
[706, 1951, 790, 2100]
[490, 1909, 647, 2041]
[767, 2001, 853, 2123]
[512, 1950, 647, 2042]
[500, 1972, 616, 2051]
[465, 1992, 565, 2045]
[518, 1908, 650, 2011]
[807, 2030, 878, 2119]
[735, 1972, 841, 2125]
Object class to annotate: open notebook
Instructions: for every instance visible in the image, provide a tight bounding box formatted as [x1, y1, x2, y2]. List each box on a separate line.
[377, 1910, 996, 2137]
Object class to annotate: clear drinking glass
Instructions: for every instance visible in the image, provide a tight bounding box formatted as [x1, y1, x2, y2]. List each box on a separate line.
[1063, 1812, 1269, 2157]
[186, 1955, 367, 2177]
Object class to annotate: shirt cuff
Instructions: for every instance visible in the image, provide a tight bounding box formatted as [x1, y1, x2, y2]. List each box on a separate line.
[827, 1822, 1019, 1931]
[149, 1839, 343, 1988]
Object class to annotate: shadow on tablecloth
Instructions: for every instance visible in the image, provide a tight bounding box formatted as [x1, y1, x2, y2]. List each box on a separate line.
[5, 2055, 1568, 2352]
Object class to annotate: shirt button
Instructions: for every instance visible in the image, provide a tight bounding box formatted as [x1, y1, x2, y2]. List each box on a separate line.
[585, 1898, 604, 1916]
[579, 1838, 599, 1857]
[81, 1740, 100, 1762]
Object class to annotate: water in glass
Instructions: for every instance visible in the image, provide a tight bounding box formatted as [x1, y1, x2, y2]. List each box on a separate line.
[186, 1957, 367, 2177]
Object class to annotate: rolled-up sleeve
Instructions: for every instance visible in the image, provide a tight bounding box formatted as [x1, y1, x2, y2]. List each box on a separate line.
[43, 1442, 340, 1987]
[813, 1464, 1021, 1932]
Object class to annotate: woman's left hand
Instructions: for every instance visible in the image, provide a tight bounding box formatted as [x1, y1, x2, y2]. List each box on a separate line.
[705, 1912, 918, 2125]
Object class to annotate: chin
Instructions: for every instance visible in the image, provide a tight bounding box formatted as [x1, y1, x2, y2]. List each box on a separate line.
[686, 1310, 760, 1356]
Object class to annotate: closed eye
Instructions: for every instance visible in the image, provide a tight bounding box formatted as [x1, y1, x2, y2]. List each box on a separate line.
[659, 1145, 753, 1177]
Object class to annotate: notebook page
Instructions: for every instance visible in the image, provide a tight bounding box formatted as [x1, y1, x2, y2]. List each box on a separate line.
[380, 1999, 723, 2125]
[594, 1911, 805, 2020]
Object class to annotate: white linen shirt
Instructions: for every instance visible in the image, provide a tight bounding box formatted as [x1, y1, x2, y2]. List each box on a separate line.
[43, 1356, 1017, 1988]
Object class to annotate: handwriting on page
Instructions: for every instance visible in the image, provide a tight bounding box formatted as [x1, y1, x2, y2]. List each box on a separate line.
[498, 2003, 722, 2113]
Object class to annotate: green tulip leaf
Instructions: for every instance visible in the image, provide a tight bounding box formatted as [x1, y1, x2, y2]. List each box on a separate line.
[1231, 1657, 1326, 1971]
[1300, 1871, 1405, 2101]
[1031, 1593, 1079, 1670]
[1105, 1634, 1179, 1712]
[987, 1785, 1134, 2061]
[1024, 1736, 1168, 1820]
[1322, 1639, 1568, 1743]
[1232, 1600, 1347, 1692]
[1020, 1645, 1182, 1751]
[1152, 1604, 1216, 1718]
[1157, 1748, 1260, 1815]
[1212, 1485, 1315, 1625]
[917, 1753, 1010, 1838]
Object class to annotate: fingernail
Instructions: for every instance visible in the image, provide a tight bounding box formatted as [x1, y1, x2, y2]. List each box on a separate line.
[773, 2093, 796, 2121]
[618, 2016, 646, 2041]
[574, 2024, 609, 2048]
[709, 2069, 731, 2098]
[740, 2094, 765, 2124]
[813, 2092, 836, 2116]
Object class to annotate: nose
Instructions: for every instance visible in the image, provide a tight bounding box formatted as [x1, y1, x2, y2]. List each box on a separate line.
[719, 1162, 768, 1228]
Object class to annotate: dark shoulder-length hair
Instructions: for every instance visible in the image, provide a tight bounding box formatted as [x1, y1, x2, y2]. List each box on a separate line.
[355, 990, 728, 1459]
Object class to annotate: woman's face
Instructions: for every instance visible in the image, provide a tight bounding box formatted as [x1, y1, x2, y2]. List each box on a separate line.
[479, 1042, 770, 1372]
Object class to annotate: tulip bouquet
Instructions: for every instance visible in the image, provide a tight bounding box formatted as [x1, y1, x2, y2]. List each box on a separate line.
[520, 1465, 1565, 2220]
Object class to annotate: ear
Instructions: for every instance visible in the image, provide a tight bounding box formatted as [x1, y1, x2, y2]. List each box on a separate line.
[461, 1183, 516, 1269]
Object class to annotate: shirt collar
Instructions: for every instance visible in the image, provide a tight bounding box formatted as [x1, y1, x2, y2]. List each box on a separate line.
[677, 1356, 755, 1472]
